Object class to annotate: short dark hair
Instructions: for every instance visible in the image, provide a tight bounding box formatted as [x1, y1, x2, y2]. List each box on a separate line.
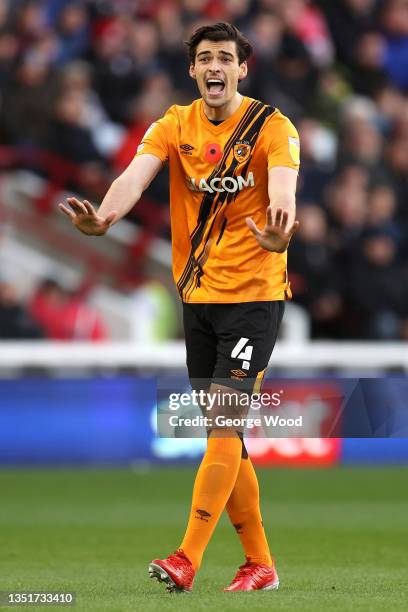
[186, 22, 252, 65]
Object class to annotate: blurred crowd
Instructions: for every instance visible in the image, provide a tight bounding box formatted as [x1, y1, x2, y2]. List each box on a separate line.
[1, 0, 408, 340]
[0, 275, 108, 340]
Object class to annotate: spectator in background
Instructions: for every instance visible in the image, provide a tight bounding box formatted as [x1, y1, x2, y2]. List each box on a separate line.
[350, 30, 388, 97]
[47, 89, 102, 163]
[45, 84, 112, 199]
[253, 27, 317, 117]
[366, 183, 400, 240]
[381, 0, 408, 90]
[91, 17, 144, 123]
[54, 2, 89, 65]
[0, 276, 43, 339]
[338, 97, 384, 171]
[327, 173, 369, 252]
[127, 19, 162, 78]
[324, 0, 378, 67]
[314, 68, 351, 127]
[0, 0, 9, 28]
[385, 126, 408, 222]
[12, 0, 47, 52]
[289, 204, 344, 337]
[296, 116, 337, 203]
[0, 50, 55, 146]
[373, 81, 406, 133]
[29, 278, 108, 341]
[347, 228, 408, 338]
[0, 29, 19, 92]
[57, 60, 125, 157]
[278, 0, 334, 68]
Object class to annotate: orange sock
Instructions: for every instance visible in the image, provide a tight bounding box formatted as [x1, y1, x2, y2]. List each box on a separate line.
[226, 456, 273, 567]
[180, 433, 242, 571]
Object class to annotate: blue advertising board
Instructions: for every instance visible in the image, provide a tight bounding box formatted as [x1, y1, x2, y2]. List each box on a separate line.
[0, 377, 407, 465]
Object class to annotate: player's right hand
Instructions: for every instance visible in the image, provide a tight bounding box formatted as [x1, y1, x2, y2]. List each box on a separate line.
[58, 198, 117, 236]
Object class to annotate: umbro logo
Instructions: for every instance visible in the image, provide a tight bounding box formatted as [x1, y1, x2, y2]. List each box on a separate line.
[195, 508, 211, 522]
[180, 143, 194, 155]
[231, 369, 247, 378]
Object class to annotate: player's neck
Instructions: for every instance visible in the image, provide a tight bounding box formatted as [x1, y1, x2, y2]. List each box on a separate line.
[202, 93, 243, 122]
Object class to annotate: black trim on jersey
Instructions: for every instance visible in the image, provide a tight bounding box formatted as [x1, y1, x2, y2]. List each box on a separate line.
[177, 101, 276, 300]
[177, 101, 261, 297]
[216, 217, 227, 245]
[182, 103, 275, 300]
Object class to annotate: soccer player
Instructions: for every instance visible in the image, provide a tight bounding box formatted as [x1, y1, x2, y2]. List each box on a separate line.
[59, 22, 300, 593]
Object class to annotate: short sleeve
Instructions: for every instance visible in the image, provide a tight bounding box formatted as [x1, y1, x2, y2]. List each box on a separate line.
[266, 113, 300, 172]
[135, 106, 177, 162]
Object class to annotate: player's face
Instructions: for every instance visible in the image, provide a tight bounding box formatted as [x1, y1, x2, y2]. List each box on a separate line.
[189, 40, 247, 108]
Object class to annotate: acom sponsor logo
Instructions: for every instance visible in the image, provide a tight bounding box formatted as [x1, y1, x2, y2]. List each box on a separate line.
[187, 172, 255, 194]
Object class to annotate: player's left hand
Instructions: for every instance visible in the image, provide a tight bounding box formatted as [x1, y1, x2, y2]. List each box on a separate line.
[246, 206, 299, 253]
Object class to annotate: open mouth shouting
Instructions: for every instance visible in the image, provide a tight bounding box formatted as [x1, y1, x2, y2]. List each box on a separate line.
[206, 77, 226, 98]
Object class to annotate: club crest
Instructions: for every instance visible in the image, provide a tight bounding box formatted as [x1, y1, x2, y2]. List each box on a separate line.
[233, 140, 251, 164]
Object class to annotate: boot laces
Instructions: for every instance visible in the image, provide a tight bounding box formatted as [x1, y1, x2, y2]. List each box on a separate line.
[168, 550, 190, 566]
[234, 561, 259, 580]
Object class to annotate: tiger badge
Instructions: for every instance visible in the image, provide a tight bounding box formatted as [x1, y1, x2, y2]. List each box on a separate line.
[233, 140, 251, 164]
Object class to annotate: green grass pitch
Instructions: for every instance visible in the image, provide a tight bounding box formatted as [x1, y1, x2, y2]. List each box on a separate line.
[0, 467, 407, 611]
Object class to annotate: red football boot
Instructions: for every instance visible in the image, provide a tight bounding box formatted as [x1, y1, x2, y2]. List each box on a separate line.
[148, 549, 195, 593]
[224, 560, 279, 592]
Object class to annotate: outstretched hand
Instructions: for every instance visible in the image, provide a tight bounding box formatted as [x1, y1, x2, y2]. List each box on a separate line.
[246, 206, 299, 253]
[58, 198, 117, 236]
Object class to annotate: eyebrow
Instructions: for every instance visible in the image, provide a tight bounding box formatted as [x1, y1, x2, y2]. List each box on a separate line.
[197, 50, 234, 59]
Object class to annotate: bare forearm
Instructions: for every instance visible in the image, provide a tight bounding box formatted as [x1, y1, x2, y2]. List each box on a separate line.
[268, 166, 298, 228]
[246, 166, 299, 252]
[269, 195, 296, 226]
[98, 176, 142, 222]
[97, 153, 162, 223]
[59, 154, 162, 236]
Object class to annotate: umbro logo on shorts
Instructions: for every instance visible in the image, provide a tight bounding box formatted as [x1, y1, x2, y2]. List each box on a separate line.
[231, 369, 247, 378]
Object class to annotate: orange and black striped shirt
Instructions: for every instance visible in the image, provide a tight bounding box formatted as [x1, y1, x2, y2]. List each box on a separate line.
[136, 95, 300, 303]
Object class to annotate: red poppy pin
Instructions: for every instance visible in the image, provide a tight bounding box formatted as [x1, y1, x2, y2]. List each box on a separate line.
[204, 143, 222, 164]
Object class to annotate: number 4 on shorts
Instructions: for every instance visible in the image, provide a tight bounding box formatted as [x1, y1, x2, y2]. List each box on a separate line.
[231, 337, 253, 370]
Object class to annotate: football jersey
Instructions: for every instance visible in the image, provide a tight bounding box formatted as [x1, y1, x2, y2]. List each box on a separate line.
[135, 96, 300, 303]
